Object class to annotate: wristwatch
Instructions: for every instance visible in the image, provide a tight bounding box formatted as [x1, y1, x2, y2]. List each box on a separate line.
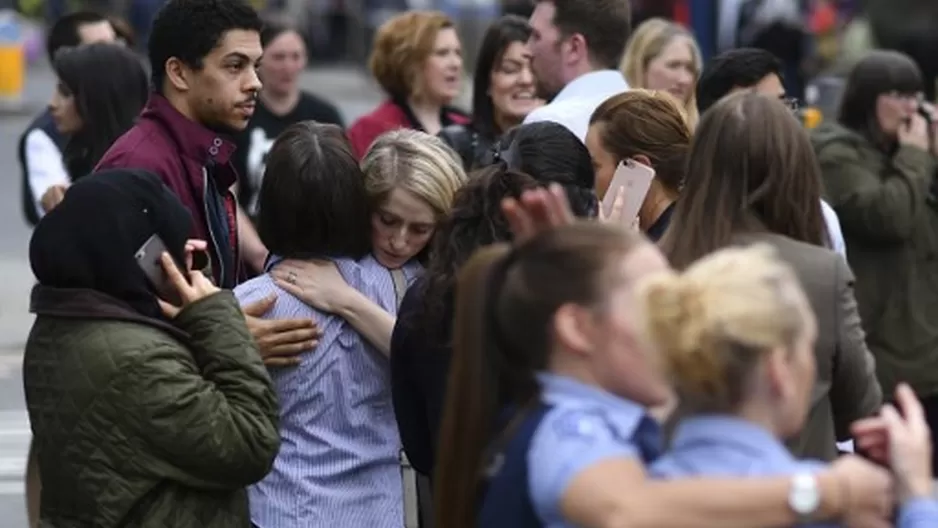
[789, 473, 822, 521]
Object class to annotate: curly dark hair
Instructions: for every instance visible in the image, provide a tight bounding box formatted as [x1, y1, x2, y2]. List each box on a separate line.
[411, 165, 539, 347]
[148, 0, 262, 93]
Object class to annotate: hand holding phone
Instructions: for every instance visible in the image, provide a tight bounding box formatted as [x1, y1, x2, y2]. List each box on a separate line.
[601, 159, 656, 225]
[156, 253, 221, 318]
[136, 234, 184, 306]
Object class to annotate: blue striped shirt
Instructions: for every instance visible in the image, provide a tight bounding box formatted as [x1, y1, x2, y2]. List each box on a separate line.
[235, 254, 422, 528]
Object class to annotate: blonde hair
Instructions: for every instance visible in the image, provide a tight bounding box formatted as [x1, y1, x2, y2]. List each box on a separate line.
[369, 10, 455, 100]
[638, 244, 808, 411]
[361, 129, 467, 221]
[620, 18, 702, 129]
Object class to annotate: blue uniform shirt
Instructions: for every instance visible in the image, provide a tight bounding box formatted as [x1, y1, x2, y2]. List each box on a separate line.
[480, 373, 661, 527]
[651, 415, 938, 527]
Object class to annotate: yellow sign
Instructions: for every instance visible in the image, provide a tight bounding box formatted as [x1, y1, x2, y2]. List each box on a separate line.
[0, 43, 24, 99]
[803, 107, 823, 130]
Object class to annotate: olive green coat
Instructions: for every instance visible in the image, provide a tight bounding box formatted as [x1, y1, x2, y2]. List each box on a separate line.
[24, 288, 280, 527]
[813, 122, 938, 398]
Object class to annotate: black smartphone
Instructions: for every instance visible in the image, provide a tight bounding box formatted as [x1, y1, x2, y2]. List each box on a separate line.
[135, 234, 182, 305]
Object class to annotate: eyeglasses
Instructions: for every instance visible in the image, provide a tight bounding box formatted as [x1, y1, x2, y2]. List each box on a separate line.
[781, 96, 800, 112]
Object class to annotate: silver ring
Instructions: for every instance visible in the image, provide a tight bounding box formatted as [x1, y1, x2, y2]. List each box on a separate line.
[287, 271, 297, 285]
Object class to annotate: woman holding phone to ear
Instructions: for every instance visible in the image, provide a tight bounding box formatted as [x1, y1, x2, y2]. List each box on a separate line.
[23, 168, 280, 527]
[585, 90, 690, 241]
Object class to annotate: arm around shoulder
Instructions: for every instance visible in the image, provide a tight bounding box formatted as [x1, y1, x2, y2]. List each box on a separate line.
[534, 409, 854, 527]
[829, 256, 883, 437]
[560, 460, 857, 528]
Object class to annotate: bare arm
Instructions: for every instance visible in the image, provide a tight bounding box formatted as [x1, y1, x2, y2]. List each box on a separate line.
[270, 261, 395, 355]
[334, 287, 395, 356]
[527, 394, 891, 528]
[562, 458, 879, 528]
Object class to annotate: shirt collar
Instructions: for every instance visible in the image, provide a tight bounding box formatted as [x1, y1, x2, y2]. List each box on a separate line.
[140, 93, 238, 166]
[671, 415, 796, 464]
[537, 372, 647, 435]
[264, 254, 283, 273]
[552, 70, 629, 103]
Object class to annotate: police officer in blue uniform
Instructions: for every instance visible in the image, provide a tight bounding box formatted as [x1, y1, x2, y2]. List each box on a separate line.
[431, 216, 897, 528]
[645, 246, 938, 528]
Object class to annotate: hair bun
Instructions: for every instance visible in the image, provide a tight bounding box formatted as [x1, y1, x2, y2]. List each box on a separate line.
[639, 273, 721, 397]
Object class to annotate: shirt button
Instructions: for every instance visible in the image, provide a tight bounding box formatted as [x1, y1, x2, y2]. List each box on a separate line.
[212, 137, 223, 147]
[209, 146, 219, 156]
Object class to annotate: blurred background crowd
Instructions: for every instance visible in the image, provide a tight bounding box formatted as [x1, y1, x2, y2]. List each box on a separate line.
[3, 0, 938, 109]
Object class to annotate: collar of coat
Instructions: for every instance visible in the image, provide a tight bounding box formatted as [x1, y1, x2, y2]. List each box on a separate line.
[29, 285, 189, 342]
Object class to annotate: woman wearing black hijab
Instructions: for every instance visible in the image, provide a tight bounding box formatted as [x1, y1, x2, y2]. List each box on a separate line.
[23, 169, 280, 527]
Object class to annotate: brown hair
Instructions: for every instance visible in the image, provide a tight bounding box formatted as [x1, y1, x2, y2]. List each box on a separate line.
[543, 0, 632, 70]
[258, 121, 371, 259]
[434, 222, 646, 528]
[639, 244, 807, 412]
[368, 10, 455, 99]
[619, 18, 702, 128]
[590, 89, 691, 193]
[661, 92, 830, 270]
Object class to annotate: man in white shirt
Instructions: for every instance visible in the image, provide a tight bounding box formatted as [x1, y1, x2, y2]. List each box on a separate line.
[523, 0, 632, 142]
[17, 11, 116, 226]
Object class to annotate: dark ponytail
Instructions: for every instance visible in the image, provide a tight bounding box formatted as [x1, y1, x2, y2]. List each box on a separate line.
[434, 244, 522, 528]
[434, 223, 646, 527]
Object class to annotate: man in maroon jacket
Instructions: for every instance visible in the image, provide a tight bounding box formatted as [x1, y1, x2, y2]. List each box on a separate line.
[97, 0, 317, 365]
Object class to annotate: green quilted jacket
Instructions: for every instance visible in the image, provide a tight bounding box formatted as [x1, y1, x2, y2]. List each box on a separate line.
[24, 287, 280, 527]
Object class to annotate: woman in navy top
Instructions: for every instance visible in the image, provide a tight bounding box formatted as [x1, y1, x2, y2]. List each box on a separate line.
[434, 215, 897, 528]
[645, 244, 938, 526]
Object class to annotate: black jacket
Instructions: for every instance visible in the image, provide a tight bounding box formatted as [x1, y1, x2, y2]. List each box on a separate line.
[438, 124, 498, 172]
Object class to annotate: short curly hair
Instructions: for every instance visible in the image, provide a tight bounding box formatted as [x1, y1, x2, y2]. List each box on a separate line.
[368, 11, 454, 99]
[149, 0, 262, 93]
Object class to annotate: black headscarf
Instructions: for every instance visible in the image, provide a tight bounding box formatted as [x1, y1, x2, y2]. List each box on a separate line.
[30, 169, 193, 319]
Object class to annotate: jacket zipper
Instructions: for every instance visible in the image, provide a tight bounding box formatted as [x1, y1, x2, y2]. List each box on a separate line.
[202, 167, 226, 286]
[228, 188, 242, 282]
